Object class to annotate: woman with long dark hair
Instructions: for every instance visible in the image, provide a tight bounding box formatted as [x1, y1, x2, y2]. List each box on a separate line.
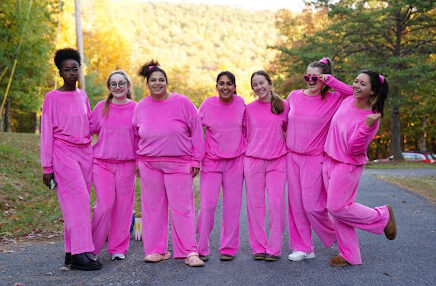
[322, 70, 396, 267]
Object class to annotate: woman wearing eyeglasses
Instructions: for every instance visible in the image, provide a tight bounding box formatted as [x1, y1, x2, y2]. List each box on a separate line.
[89, 70, 136, 262]
[133, 60, 205, 267]
[40, 48, 102, 270]
[286, 58, 353, 262]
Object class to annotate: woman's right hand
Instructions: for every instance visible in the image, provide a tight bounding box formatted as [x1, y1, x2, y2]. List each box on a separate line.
[42, 173, 54, 187]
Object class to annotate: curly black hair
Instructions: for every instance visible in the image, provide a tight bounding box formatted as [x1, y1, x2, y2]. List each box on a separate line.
[54, 48, 81, 70]
[138, 60, 168, 83]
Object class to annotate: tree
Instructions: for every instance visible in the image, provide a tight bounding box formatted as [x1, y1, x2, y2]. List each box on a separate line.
[271, 0, 436, 157]
[0, 0, 56, 132]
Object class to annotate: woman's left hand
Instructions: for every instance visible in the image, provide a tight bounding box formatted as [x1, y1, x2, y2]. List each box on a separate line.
[190, 167, 200, 177]
[365, 113, 381, 128]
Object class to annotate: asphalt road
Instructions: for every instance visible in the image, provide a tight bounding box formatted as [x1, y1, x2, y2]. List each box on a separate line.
[1, 169, 435, 286]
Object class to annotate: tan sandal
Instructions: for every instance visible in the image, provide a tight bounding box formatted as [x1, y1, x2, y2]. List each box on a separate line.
[144, 252, 171, 263]
[184, 252, 205, 267]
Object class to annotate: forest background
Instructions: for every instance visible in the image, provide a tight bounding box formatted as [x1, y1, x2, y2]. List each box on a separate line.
[0, 0, 435, 159]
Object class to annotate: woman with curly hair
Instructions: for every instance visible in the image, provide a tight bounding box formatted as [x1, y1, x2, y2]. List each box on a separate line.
[133, 60, 205, 267]
[40, 48, 102, 271]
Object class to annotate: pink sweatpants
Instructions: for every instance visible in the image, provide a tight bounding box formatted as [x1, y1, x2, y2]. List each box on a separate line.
[287, 152, 336, 253]
[244, 156, 286, 256]
[322, 157, 390, 264]
[138, 161, 197, 258]
[52, 140, 94, 255]
[91, 159, 135, 255]
[197, 156, 244, 256]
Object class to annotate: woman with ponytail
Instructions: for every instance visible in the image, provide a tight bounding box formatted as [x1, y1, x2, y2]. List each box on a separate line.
[244, 71, 289, 261]
[197, 71, 246, 262]
[133, 60, 205, 267]
[286, 58, 354, 262]
[89, 70, 136, 262]
[323, 70, 396, 267]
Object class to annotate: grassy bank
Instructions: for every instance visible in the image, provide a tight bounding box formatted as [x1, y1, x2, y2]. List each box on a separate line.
[0, 133, 200, 243]
[0, 133, 63, 242]
[374, 174, 436, 203]
[366, 161, 436, 169]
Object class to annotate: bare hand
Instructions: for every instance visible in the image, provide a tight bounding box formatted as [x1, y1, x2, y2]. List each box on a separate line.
[365, 113, 381, 128]
[190, 167, 200, 178]
[135, 166, 140, 178]
[319, 74, 329, 82]
[42, 173, 54, 187]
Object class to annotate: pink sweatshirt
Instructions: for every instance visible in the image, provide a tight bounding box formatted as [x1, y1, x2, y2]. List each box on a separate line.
[89, 99, 136, 161]
[244, 99, 289, 160]
[40, 89, 92, 173]
[286, 75, 353, 155]
[132, 93, 204, 167]
[198, 95, 246, 160]
[324, 96, 379, 165]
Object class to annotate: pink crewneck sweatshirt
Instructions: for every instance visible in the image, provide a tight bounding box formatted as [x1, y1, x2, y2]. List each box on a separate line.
[89, 99, 136, 161]
[324, 96, 379, 165]
[244, 99, 289, 159]
[40, 89, 92, 173]
[198, 95, 246, 160]
[132, 92, 204, 167]
[286, 75, 353, 155]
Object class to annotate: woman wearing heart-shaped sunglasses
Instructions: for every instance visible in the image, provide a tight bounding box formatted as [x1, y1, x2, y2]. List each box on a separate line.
[286, 58, 354, 262]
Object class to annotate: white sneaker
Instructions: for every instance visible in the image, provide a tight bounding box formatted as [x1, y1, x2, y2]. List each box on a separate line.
[288, 250, 315, 261]
[111, 253, 126, 261]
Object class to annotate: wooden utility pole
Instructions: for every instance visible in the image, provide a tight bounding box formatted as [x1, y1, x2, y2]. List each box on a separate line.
[75, 0, 85, 89]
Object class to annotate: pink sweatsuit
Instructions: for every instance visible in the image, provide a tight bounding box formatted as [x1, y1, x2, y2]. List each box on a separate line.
[40, 89, 94, 255]
[286, 75, 353, 253]
[196, 95, 246, 257]
[323, 96, 390, 265]
[132, 93, 204, 258]
[244, 99, 289, 256]
[89, 100, 136, 256]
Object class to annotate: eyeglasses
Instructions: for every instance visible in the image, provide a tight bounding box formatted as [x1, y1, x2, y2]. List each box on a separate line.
[61, 67, 80, 73]
[303, 74, 321, 82]
[109, 81, 127, 89]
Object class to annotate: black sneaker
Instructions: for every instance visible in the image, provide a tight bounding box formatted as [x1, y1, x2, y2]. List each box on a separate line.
[64, 252, 71, 266]
[71, 253, 102, 271]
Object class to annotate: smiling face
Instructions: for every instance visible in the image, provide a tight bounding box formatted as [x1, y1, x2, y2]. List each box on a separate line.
[216, 75, 236, 103]
[352, 73, 374, 102]
[59, 59, 80, 86]
[305, 67, 323, 95]
[108, 73, 129, 101]
[251, 74, 272, 102]
[146, 71, 168, 96]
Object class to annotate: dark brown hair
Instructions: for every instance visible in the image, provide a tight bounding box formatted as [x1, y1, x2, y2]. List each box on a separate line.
[138, 60, 168, 83]
[307, 58, 333, 99]
[361, 70, 389, 117]
[216, 71, 237, 94]
[250, 70, 284, 114]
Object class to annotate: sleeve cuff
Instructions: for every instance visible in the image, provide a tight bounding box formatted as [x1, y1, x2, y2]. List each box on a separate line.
[191, 160, 201, 168]
[43, 166, 53, 174]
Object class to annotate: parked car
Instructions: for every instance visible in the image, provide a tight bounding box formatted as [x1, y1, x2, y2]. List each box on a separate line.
[373, 152, 436, 163]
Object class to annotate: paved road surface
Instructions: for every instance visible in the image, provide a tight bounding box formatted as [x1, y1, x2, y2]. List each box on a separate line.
[1, 170, 435, 285]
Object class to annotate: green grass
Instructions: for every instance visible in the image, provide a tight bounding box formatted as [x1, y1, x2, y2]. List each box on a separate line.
[366, 161, 436, 169]
[0, 133, 63, 240]
[374, 175, 436, 203]
[0, 132, 200, 240]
